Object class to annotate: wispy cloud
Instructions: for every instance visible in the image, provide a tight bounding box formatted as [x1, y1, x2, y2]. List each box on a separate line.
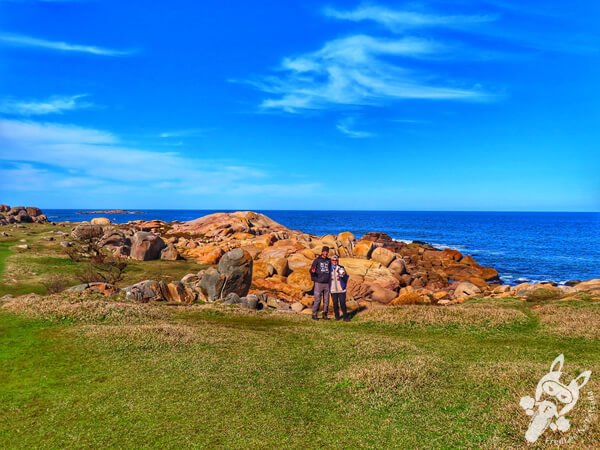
[324, 4, 496, 31]
[336, 117, 373, 138]
[159, 128, 206, 139]
[0, 32, 133, 56]
[252, 34, 488, 112]
[0, 94, 92, 116]
[0, 119, 318, 201]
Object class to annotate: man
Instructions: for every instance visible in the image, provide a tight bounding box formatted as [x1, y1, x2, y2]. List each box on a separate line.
[310, 246, 331, 320]
[330, 255, 350, 321]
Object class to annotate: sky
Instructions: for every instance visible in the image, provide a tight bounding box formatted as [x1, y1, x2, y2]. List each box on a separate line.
[0, 0, 599, 211]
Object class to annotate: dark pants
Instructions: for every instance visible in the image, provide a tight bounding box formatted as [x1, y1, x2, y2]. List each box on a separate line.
[331, 292, 348, 319]
[313, 282, 330, 315]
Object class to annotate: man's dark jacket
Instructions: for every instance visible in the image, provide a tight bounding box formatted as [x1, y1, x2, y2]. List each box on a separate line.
[310, 256, 331, 284]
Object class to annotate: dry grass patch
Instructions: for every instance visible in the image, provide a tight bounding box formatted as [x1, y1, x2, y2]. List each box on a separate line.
[537, 303, 600, 339]
[360, 303, 528, 329]
[82, 323, 199, 349]
[336, 355, 441, 406]
[1, 291, 166, 323]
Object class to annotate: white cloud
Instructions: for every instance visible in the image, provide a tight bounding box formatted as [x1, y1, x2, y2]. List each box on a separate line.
[336, 117, 373, 138]
[0, 119, 318, 199]
[0, 32, 133, 56]
[253, 34, 488, 112]
[324, 4, 496, 31]
[159, 128, 206, 138]
[0, 94, 92, 116]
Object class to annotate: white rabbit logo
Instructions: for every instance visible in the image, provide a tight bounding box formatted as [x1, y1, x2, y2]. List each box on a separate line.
[520, 354, 592, 443]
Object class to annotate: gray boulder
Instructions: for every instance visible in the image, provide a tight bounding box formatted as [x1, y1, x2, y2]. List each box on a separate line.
[123, 280, 165, 302]
[218, 248, 253, 298]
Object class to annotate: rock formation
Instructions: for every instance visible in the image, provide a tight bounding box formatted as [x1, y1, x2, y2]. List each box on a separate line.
[0, 205, 48, 225]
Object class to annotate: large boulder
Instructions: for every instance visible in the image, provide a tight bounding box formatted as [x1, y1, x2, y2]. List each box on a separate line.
[353, 240, 374, 258]
[287, 270, 314, 293]
[218, 248, 253, 298]
[371, 247, 396, 267]
[454, 281, 482, 298]
[130, 231, 166, 261]
[186, 245, 225, 265]
[91, 217, 111, 225]
[199, 268, 226, 301]
[72, 224, 104, 241]
[123, 280, 165, 302]
[160, 244, 180, 260]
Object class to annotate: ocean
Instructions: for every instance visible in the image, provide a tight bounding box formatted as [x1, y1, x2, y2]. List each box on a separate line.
[45, 210, 599, 285]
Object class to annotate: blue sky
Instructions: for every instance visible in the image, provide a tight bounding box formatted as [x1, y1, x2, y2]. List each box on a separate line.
[0, 0, 598, 211]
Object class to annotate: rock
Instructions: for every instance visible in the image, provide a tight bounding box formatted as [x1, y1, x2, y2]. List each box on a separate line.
[72, 224, 104, 241]
[15, 212, 33, 223]
[388, 258, 407, 278]
[287, 253, 312, 271]
[123, 280, 165, 302]
[91, 217, 111, 225]
[371, 247, 396, 267]
[217, 248, 253, 298]
[160, 244, 180, 260]
[130, 231, 166, 261]
[263, 257, 289, 276]
[241, 294, 259, 310]
[370, 285, 398, 304]
[346, 278, 373, 301]
[199, 268, 226, 301]
[223, 292, 242, 305]
[291, 302, 305, 313]
[163, 281, 194, 303]
[353, 240, 374, 258]
[186, 245, 225, 265]
[253, 278, 304, 302]
[171, 211, 289, 239]
[390, 292, 429, 305]
[287, 270, 314, 293]
[253, 260, 275, 280]
[454, 281, 482, 298]
[574, 279, 600, 292]
[0, 204, 9, 213]
[15, 244, 29, 250]
[437, 299, 451, 306]
[59, 241, 72, 248]
[181, 273, 199, 284]
[433, 291, 449, 300]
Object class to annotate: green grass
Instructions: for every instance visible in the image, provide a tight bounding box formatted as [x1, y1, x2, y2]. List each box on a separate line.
[0, 223, 206, 296]
[0, 298, 598, 449]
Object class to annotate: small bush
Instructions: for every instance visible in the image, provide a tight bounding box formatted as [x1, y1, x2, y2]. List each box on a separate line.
[42, 275, 70, 294]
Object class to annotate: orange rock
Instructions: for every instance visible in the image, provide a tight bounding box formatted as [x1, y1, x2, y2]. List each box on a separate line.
[353, 240, 374, 258]
[253, 260, 275, 280]
[287, 253, 312, 271]
[371, 247, 396, 267]
[287, 270, 314, 293]
[433, 291, 449, 300]
[185, 245, 224, 265]
[370, 284, 398, 304]
[252, 278, 303, 302]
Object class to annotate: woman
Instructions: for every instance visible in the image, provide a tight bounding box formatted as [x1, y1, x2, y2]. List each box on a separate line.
[330, 255, 350, 321]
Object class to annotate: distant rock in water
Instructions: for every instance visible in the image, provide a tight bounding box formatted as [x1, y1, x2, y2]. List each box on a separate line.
[0, 204, 48, 225]
[77, 209, 143, 215]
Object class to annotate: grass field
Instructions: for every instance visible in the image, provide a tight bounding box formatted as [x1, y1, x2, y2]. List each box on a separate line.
[1, 224, 598, 448]
[0, 293, 598, 449]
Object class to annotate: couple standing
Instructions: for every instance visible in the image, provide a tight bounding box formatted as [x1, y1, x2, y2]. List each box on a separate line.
[309, 246, 350, 321]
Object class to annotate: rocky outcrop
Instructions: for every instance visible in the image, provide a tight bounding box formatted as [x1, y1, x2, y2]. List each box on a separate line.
[0, 205, 48, 225]
[130, 232, 166, 261]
